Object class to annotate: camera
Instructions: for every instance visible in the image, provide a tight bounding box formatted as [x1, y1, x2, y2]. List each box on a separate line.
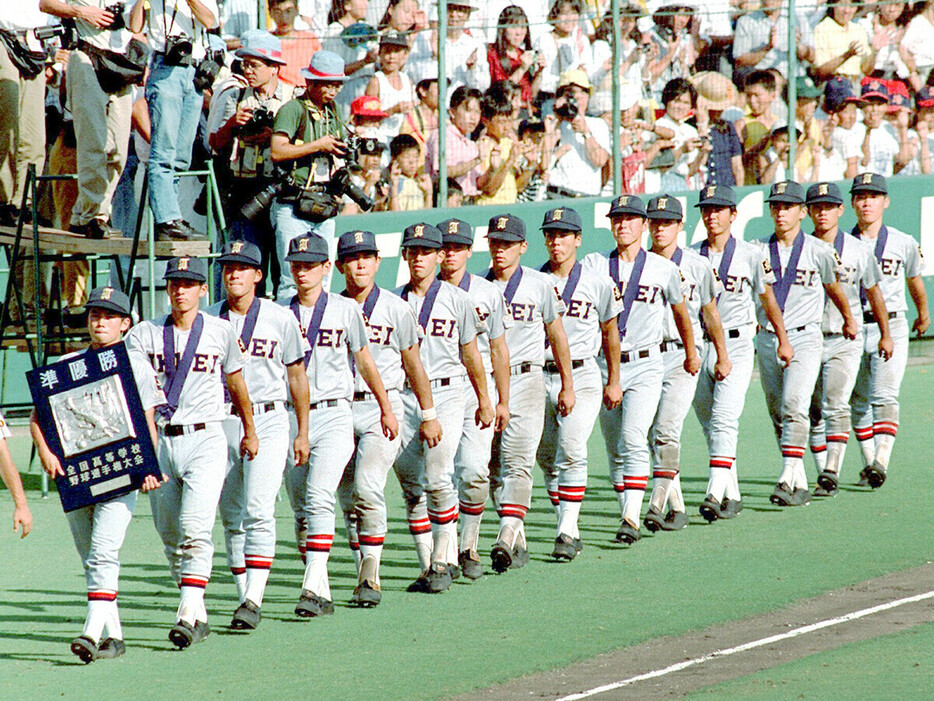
[345, 134, 380, 155]
[193, 48, 225, 92]
[240, 167, 373, 223]
[240, 179, 286, 222]
[164, 35, 193, 66]
[240, 105, 275, 138]
[105, 2, 126, 31]
[33, 24, 67, 42]
[554, 95, 579, 121]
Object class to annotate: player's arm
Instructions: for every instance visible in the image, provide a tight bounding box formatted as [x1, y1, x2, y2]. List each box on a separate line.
[671, 301, 700, 375]
[700, 300, 731, 380]
[489, 334, 510, 431]
[138, 407, 167, 492]
[286, 361, 310, 465]
[30, 409, 63, 479]
[0, 433, 31, 538]
[226, 370, 259, 459]
[354, 346, 399, 440]
[460, 338, 494, 428]
[908, 275, 931, 336]
[599, 316, 621, 409]
[864, 284, 894, 359]
[400, 344, 442, 447]
[759, 286, 794, 366]
[544, 316, 575, 416]
[824, 281, 858, 339]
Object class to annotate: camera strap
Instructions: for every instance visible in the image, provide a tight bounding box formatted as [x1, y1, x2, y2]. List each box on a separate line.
[160, 0, 181, 42]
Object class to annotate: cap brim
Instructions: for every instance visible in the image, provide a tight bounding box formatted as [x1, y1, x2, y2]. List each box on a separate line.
[86, 300, 131, 316]
[164, 271, 207, 282]
[218, 253, 262, 267]
[285, 252, 329, 262]
[337, 246, 379, 260]
[301, 70, 347, 81]
[646, 211, 682, 220]
[608, 207, 646, 218]
[861, 93, 888, 102]
[918, 100, 934, 108]
[850, 186, 887, 195]
[805, 196, 844, 205]
[400, 239, 442, 249]
[541, 222, 581, 232]
[441, 235, 474, 246]
[486, 232, 525, 242]
[695, 199, 735, 208]
[354, 110, 389, 119]
[766, 195, 804, 204]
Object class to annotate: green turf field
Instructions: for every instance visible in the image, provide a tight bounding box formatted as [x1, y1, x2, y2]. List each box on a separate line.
[1, 364, 932, 700]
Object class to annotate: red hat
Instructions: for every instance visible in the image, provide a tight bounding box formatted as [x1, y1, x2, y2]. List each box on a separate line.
[351, 95, 389, 119]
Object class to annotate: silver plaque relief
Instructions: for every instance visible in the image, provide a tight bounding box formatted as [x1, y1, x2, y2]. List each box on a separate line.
[49, 375, 137, 457]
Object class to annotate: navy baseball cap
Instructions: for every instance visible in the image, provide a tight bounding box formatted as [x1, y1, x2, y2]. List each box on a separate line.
[541, 207, 582, 232]
[337, 230, 379, 260]
[438, 218, 474, 246]
[401, 222, 443, 249]
[218, 240, 262, 267]
[86, 285, 131, 316]
[850, 172, 888, 195]
[164, 256, 208, 282]
[766, 180, 805, 205]
[861, 80, 889, 103]
[916, 85, 934, 108]
[646, 195, 683, 221]
[824, 76, 862, 112]
[607, 194, 646, 218]
[695, 183, 736, 208]
[285, 232, 330, 262]
[486, 214, 527, 242]
[806, 182, 844, 206]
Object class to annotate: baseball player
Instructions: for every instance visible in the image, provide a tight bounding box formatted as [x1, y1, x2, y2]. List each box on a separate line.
[848, 173, 929, 488]
[644, 195, 730, 532]
[437, 218, 511, 580]
[753, 181, 857, 508]
[804, 182, 894, 496]
[486, 213, 575, 572]
[205, 241, 310, 630]
[282, 232, 397, 617]
[0, 412, 31, 540]
[582, 195, 698, 544]
[333, 230, 442, 607]
[691, 184, 790, 521]
[126, 258, 259, 649]
[536, 207, 621, 561]
[31, 287, 162, 662]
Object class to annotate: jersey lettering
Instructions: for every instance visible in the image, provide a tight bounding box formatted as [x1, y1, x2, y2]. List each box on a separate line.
[150, 352, 221, 374]
[837, 264, 858, 286]
[634, 284, 663, 305]
[792, 269, 821, 287]
[367, 324, 394, 346]
[428, 318, 456, 338]
[880, 258, 904, 277]
[317, 328, 346, 348]
[249, 338, 279, 359]
[510, 302, 536, 322]
[565, 299, 594, 319]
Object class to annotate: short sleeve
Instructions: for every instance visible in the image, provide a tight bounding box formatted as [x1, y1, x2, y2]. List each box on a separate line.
[220, 321, 246, 374]
[485, 289, 509, 340]
[273, 99, 304, 140]
[664, 263, 684, 305]
[697, 262, 716, 306]
[280, 311, 307, 365]
[129, 349, 166, 411]
[589, 117, 611, 152]
[124, 323, 147, 356]
[456, 292, 479, 345]
[905, 239, 923, 278]
[0, 412, 10, 440]
[394, 302, 421, 351]
[817, 243, 838, 285]
[597, 274, 622, 322]
[541, 280, 562, 324]
[347, 306, 368, 353]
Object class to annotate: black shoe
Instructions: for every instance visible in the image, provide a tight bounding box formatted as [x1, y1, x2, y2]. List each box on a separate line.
[552, 533, 581, 561]
[351, 581, 381, 607]
[770, 482, 795, 507]
[458, 550, 483, 580]
[643, 506, 665, 532]
[294, 590, 335, 617]
[791, 487, 812, 506]
[720, 498, 744, 519]
[70, 635, 97, 663]
[699, 494, 723, 521]
[96, 637, 126, 659]
[426, 562, 452, 593]
[168, 620, 210, 649]
[660, 509, 688, 530]
[866, 462, 886, 489]
[155, 220, 192, 241]
[70, 219, 121, 239]
[448, 564, 461, 581]
[614, 519, 641, 544]
[490, 540, 513, 573]
[0, 203, 18, 227]
[178, 220, 208, 240]
[407, 571, 430, 593]
[230, 599, 261, 630]
[816, 470, 839, 495]
[856, 467, 871, 487]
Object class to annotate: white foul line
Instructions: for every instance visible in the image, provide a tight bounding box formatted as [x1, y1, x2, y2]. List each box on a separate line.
[557, 590, 934, 701]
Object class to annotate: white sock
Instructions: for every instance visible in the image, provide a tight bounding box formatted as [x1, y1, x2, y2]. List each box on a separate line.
[792, 459, 809, 491]
[724, 465, 741, 501]
[874, 434, 895, 470]
[459, 512, 482, 554]
[557, 498, 583, 539]
[231, 569, 246, 604]
[497, 516, 522, 549]
[177, 586, 205, 626]
[244, 567, 271, 607]
[514, 521, 527, 549]
[825, 441, 846, 475]
[778, 454, 798, 488]
[706, 465, 731, 502]
[103, 600, 122, 641]
[669, 473, 685, 512]
[648, 478, 671, 512]
[857, 435, 875, 468]
[811, 446, 827, 473]
[622, 489, 644, 527]
[82, 598, 110, 642]
[358, 543, 383, 586]
[301, 550, 331, 601]
[412, 532, 432, 571]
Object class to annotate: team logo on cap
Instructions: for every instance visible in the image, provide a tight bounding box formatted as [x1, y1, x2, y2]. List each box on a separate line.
[618, 196, 628, 206]
[657, 197, 668, 209]
[705, 186, 716, 198]
[447, 221, 459, 234]
[298, 238, 309, 251]
[413, 224, 425, 237]
[354, 231, 364, 243]
[776, 183, 787, 194]
[178, 258, 189, 270]
[551, 209, 563, 221]
[101, 287, 113, 300]
[231, 242, 244, 254]
[869, 81, 881, 91]
[819, 183, 828, 196]
[861, 173, 873, 184]
[496, 217, 509, 230]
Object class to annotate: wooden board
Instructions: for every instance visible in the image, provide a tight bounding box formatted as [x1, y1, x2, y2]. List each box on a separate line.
[0, 225, 211, 257]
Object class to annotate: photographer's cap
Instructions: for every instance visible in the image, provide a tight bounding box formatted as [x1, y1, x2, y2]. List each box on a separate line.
[235, 31, 287, 65]
[86, 286, 131, 317]
[695, 184, 736, 208]
[608, 194, 646, 218]
[646, 195, 683, 221]
[164, 256, 207, 282]
[486, 214, 527, 242]
[218, 240, 262, 268]
[401, 223, 443, 249]
[541, 207, 582, 232]
[806, 182, 844, 206]
[286, 233, 330, 262]
[850, 172, 888, 195]
[337, 230, 379, 259]
[438, 218, 474, 246]
[301, 50, 347, 82]
[557, 69, 592, 92]
[765, 180, 805, 205]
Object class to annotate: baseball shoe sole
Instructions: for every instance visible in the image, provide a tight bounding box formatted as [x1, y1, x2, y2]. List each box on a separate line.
[351, 581, 381, 608]
[95, 638, 125, 660]
[643, 506, 665, 533]
[770, 482, 795, 507]
[614, 520, 641, 544]
[230, 599, 261, 630]
[294, 590, 335, 618]
[490, 541, 513, 573]
[720, 498, 743, 519]
[660, 509, 688, 531]
[866, 463, 887, 489]
[699, 494, 723, 522]
[168, 620, 210, 649]
[458, 550, 483, 580]
[426, 563, 452, 593]
[552, 534, 581, 561]
[817, 470, 839, 494]
[70, 635, 97, 664]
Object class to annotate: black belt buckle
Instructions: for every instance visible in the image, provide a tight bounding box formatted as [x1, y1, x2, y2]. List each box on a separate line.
[514, 362, 533, 375]
[438, 377, 451, 387]
[727, 328, 740, 339]
[164, 423, 206, 436]
[353, 391, 369, 402]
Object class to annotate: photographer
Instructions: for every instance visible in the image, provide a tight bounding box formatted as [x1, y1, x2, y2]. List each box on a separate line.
[544, 70, 609, 199]
[209, 31, 290, 295]
[128, 0, 218, 241]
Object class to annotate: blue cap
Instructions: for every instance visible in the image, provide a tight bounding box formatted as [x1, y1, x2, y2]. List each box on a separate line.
[766, 180, 805, 205]
[86, 286, 131, 316]
[646, 194, 683, 221]
[824, 76, 862, 112]
[285, 233, 330, 262]
[218, 240, 262, 267]
[337, 230, 379, 259]
[850, 172, 888, 195]
[607, 194, 646, 218]
[806, 182, 844, 205]
[401, 223, 443, 249]
[695, 183, 736, 208]
[235, 31, 287, 65]
[438, 218, 474, 246]
[541, 207, 582, 232]
[486, 214, 527, 242]
[164, 256, 208, 282]
[301, 50, 347, 82]
[916, 85, 934, 108]
[861, 79, 889, 102]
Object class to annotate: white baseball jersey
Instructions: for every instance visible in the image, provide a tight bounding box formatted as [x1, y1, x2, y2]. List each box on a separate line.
[662, 248, 716, 344]
[692, 236, 774, 330]
[582, 249, 683, 352]
[454, 273, 511, 374]
[485, 266, 562, 366]
[541, 261, 620, 360]
[126, 313, 243, 425]
[851, 225, 923, 314]
[61, 347, 166, 413]
[291, 293, 368, 402]
[393, 279, 478, 381]
[754, 232, 839, 331]
[205, 298, 307, 404]
[344, 286, 421, 393]
[0, 411, 9, 439]
[818, 231, 881, 334]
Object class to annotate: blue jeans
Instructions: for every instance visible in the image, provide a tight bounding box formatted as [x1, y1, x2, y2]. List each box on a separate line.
[145, 55, 201, 225]
[271, 198, 335, 302]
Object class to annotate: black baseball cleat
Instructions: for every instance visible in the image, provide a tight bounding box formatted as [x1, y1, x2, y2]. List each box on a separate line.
[791, 488, 812, 506]
[351, 581, 381, 608]
[294, 590, 335, 618]
[660, 509, 688, 530]
[770, 482, 795, 507]
[70, 635, 97, 664]
[856, 467, 871, 487]
[490, 540, 514, 573]
[407, 571, 430, 593]
[426, 562, 452, 593]
[720, 498, 743, 519]
[866, 463, 887, 489]
[230, 599, 261, 630]
[614, 519, 641, 544]
[816, 470, 840, 495]
[643, 506, 665, 532]
[95, 637, 126, 660]
[458, 550, 483, 580]
[552, 533, 582, 561]
[168, 620, 210, 649]
[510, 545, 530, 569]
[448, 564, 461, 581]
[699, 494, 723, 521]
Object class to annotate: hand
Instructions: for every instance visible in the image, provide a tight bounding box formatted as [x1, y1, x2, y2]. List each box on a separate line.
[240, 431, 259, 460]
[917, 120, 929, 139]
[419, 418, 442, 447]
[543, 114, 559, 134]
[769, 21, 780, 49]
[494, 401, 510, 432]
[777, 340, 795, 367]
[41, 452, 64, 479]
[878, 334, 894, 361]
[12, 504, 31, 538]
[570, 114, 588, 134]
[536, 52, 548, 70]
[714, 357, 732, 381]
[846, 40, 861, 58]
[475, 398, 495, 428]
[417, 173, 432, 193]
[842, 316, 859, 340]
[913, 314, 930, 337]
[233, 106, 254, 127]
[683, 351, 701, 375]
[293, 434, 310, 466]
[79, 5, 115, 28]
[140, 473, 166, 493]
[520, 50, 536, 69]
[489, 144, 503, 168]
[557, 386, 575, 417]
[381, 409, 399, 440]
[312, 134, 347, 156]
[603, 382, 622, 410]
[391, 101, 416, 115]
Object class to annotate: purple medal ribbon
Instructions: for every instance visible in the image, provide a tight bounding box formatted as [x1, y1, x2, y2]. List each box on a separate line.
[486, 266, 523, 305]
[219, 297, 260, 402]
[851, 224, 888, 306]
[290, 292, 328, 367]
[609, 248, 647, 338]
[159, 312, 205, 421]
[768, 232, 804, 311]
[340, 285, 380, 323]
[538, 262, 582, 307]
[402, 278, 442, 331]
[457, 273, 471, 292]
[700, 236, 735, 300]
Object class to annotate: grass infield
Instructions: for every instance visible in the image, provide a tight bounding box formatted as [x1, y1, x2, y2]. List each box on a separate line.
[1, 365, 932, 699]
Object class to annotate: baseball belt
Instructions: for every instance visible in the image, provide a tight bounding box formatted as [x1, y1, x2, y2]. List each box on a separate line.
[161, 423, 207, 436]
[509, 362, 538, 376]
[863, 310, 901, 324]
[230, 401, 287, 417]
[620, 347, 657, 363]
[659, 340, 683, 353]
[309, 399, 340, 411]
[544, 359, 585, 373]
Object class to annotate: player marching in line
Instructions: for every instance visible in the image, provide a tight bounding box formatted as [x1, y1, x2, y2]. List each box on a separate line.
[848, 173, 929, 488]
[206, 241, 310, 630]
[32, 287, 163, 662]
[0, 411, 31, 540]
[536, 207, 622, 561]
[804, 183, 893, 496]
[126, 258, 259, 649]
[644, 196, 730, 531]
[281, 232, 397, 617]
[437, 219, 511, 580]
[485, 213, 575, 572]
[754, 181, 858, 508]
[334, 230, 442, 606]
[583, 195, 698, 545]
[691, 185, 790, 521]
[394, 222, 495, 593]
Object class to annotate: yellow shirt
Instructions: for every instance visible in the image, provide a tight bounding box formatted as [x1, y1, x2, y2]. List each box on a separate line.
[814, 17, 871, 78]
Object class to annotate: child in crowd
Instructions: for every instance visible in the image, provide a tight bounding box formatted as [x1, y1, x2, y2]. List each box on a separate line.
[758, 121, 808, 183]
[691, 71, 743, 187]
[819, 76, 864, 181]
[854, 81, 910, 176]
[475, 92, 522, 205]
[655, 77, 708, 191]
[399, 70, 439, 163]
[515, 119, 550, 202]
[388, 133, 432, 210]
[366, 33, 416, 136]
[426, 86, 483, 202]
[736, 70, 779, 185]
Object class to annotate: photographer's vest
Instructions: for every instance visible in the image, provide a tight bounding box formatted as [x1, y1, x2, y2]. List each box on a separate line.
[230, 83, 290, 181]
[291, 99, 346, 185]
